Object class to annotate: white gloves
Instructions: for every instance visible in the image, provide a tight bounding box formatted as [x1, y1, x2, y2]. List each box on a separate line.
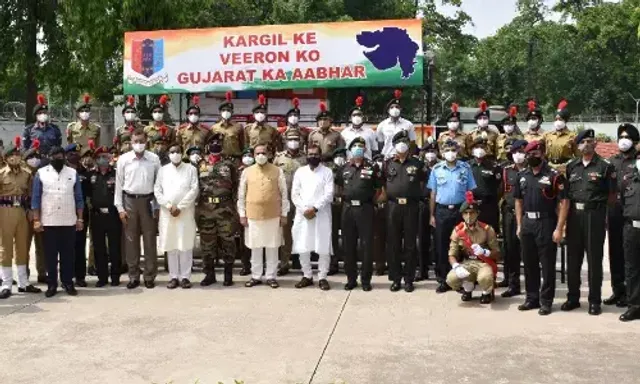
[452, 263, 470, 279]
[471, 243, 490, 257]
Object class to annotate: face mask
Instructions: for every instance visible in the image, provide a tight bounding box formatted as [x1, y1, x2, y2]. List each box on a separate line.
[82, 157, 95, 169]
[124, 112, 136, 122]
[554, 120, 566, 131]
[619, 138, 633, 152]
[221, 111, 232, 120]
[51, 158, 65, 172]
[307, 156, 321, 167]
[334, 157, 346, 167]
[242, 156, 254, 166]
[504, 125, 514, 134]
[527, 119, 538, 129]
[351, 116, 363, 126]
[95, 157, 109, 168]
[444, 151, 457, 162]
[152, 112, 163, 122]
[477, 118, 489, 128]
[79, 112, 90, 121]
[527, 156, 542, 167]
[254, 113, 266, 123]
[512, 152, 526, 164]
[287, 115, 299, 125]
[255, 153, 268, 165]
[286, 140, 300, 150]
[351, 147, 365, 158]
[189, 154, 201, 164]
[388, 107, 400, 118]
[472, 148, 486, 159]
[395, 142, 409, 154]
[26, 157, 41, 168]
[462, 212, 478, 226]
[447, 121, 459, 131]
[169, 153, 182, 164]
[209, 143, 222, 154]
[37, 113, 49, 123]
[425, 152, 437, 162]
[132, 143, 146, 153]
[188, 114, 199, 124]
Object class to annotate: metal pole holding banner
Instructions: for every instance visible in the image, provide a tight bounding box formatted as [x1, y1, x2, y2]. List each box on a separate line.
[629, 92, 640, 124]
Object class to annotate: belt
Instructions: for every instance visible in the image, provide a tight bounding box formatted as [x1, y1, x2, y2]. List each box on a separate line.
[626, 220, 640, 229]
[389, 197, 418, 205]
[437, 203, 461, 210]
[201, 195, 232, 204]
[93, 207, 114, 214]
[524, 211, 552, 219]
[344, 199, 373, 207]
[572, 202, 606, 211]
[0, 196, 27, 208]
[124, 192, 154, 199]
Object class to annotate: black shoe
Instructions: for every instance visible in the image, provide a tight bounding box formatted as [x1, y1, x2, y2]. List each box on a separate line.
[461, 291, 472, 301]
[200, 274, 217, 287]
[344, 281, 358, 291]
[616, 296, 628, 308]
[390, 281, 402, 292]
[277, 267, 290, 277]
[295, 277, 314, 289]
[87, 266, 97, 276]
[327, 267, 339, 276]
[362, 283, 372, 292]
[603, 293, 622, 306]
[404, 282, 415, 293]
[167, 278, 179, 289]
[480, 293, 493, 304]
[75, 279, 88, 288]
[436, 283, 452, 293]
[588, 303, 602, 316]
[501, 288, 522, 298]
[538, 305, 552, 316]
[620, 307, 640, 322]
[518, 301, 541, 311]
[414, 270, 427, 282]
[180, 279, 192, 289]
[497, 280, 509, 288]
[95, 281, 108, 288]
[45, 287, 57, 298]
[37, 276, 47, 284]
[127, 280, 140, 289]
[18, 285, 42, 293]
[0, 288, 11, 299]
[561, 300, 581, 312]
[110, 279, 121, 287]
[223, 277, 234, 287]
[266, 279, 279, 289]
[144, 281, 155, 289]
[245, 278, 263, 288]
[63, 284, 78, 296]
[239, 267, 251, 276]
[319, 279, 330, 291]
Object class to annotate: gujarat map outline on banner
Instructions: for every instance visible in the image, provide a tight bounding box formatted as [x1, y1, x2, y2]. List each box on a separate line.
[123, 19, 424, 94]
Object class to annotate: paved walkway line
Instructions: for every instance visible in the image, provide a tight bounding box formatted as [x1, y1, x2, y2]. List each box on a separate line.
[0, 296, 46, 319]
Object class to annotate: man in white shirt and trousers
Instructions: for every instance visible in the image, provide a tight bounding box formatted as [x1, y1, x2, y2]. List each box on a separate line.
[376, 89, 416, 159]
[291, 145, 335, 291]
[238, 144, 289, 289]
[114, 129, 161, 290]
[154, 143, 199, 289]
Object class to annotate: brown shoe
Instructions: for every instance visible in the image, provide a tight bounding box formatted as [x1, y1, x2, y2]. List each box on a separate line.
[295, 277, 314, 288]
[266, 279, 279, 289]
[318, 279, 330, 291]
[167, 278, 179, 289]
[180, 279, 192, 289]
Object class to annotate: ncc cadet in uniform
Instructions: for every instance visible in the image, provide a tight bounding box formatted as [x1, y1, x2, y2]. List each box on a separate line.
[237, 148, 255, 276]
[605, 123, 639, 307]
[115, 95, 144, 152]
[496, 106, 523, 165]
[427, 139, 477, 292]
[176, 95, 211, 157]
[326, 148, 347, 275]
[416, 137, 438, 281]
[545, 100, 577, 174]
[563, 129, 616, 316]
[372, 153, 387, 275]
[87, 146, 122, 287]
[144, 95, 175, 147]
[309, 101, 346, 163]
[468, 137, 502, 232]
[438, 103, 469, 159]
[383, 131, 425, 292]
[523, 100, 545, 143]
[620, 151, 640, 322]
[274, 129, 307, 276]
[280, 97, 309, 150]
[467, 100, 499, 160]
[211, 91, 245, 161]
[337, 137, 382, 291]
[67, 94, 101, 149]
[197, 133, 238, 287]
[514, 141, 569, 315]
[244, 94, 280, 154]
[23, 94, 62, 157]
[446, 192, 500, 304]
[0, 138, 41, 298]
[149, 128, 171, 166]
[499, 139, 527, 296]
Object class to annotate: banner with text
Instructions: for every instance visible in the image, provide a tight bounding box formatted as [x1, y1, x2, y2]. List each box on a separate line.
[123, 19, 423, 94]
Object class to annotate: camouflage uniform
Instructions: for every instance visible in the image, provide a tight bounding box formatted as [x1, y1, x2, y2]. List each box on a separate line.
[176, 123, 211, 157]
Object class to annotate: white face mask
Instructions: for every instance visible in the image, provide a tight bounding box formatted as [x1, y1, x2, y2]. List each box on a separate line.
[189, 154, 201, 164]
[447, 121, 459, 131]
[287, 115, 299, 125]
[395, 142, 409, 154]
[188, 115, 199, 124]
[255, 153, 268, 165]
[26, 158, 41, 168]
[444, 150, 457, 162]
[477, 118, 489, 128]
[124, 112, 136, 122]
[242, 156, 254, 166]
[254, 113, 266, 123]
[636, 159, 640, 171]
[512, 152, 526, 164]
[504, 125, 514, 134]
[554, 120, 566, 131]
[528, 119, 539, 129]
[169, 153, 182, 164]
[425, 152, 437, 162]
[286, 140, 300, 150]
[79, 112, 90, 121]
[36, 113, 49, 123]
[618, 138, 633, 152]
[152, 112, 163, 122]
[132, 143, 146, 153]
[388, 107, 400, 118]
[221, 111, 232, 120]
[334, 157, 346, 167]
[472, 148, 486, 159]
[351, 116, 363, 126]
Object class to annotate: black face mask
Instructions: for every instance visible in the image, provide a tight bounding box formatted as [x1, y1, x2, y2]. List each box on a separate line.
[51, 158, 65, 172]
[209, 143, 222, 154]
[527, 156, 542, 167]
[307, 156, 321, 167]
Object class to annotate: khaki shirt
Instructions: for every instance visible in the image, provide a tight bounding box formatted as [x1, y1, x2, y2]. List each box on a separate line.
[66, 121, 102, 148]
[438, 131, 469, 158]
[523, 129, 545, 143]
[448, 222, 500, 261]
[308, 128, 345, 158]
[496, 132, 524, 162]
[544, 129, 577, 163]
[144, 124, 175, 148]
[211, 120, 245, 157]
[244, 123, 279, 152]
[176, 123, 211, 156]
[273, 150, 307, 193]
[0, 165, 32, 198]
[467, 128, 499, 157]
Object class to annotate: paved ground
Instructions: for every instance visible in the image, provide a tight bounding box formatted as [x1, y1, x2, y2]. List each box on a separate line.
[1, 243, 639, 384]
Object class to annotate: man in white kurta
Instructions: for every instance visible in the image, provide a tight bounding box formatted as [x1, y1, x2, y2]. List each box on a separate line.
[153, 145, 199, 289]
[291, 146, 334, 291]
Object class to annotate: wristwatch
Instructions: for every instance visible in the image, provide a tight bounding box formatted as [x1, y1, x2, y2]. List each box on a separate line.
[313, 207, 318, 213]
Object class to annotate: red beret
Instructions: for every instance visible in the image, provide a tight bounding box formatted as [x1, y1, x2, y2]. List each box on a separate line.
[94, 146, 109, 156]
[524, 140, 544, 153]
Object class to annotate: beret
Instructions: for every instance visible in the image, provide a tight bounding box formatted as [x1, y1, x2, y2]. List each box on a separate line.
[186, 146, 201, 155]
[64, 143, 79, 153]
[242, 147, 254, 156]
[510, 139, 528, 153]
[332, 148, 347, 158]
[348, 136, 366, 149]
[391, 130, 409, 145]
[442, 139, 459, 150]
[524, 140, 544, 153]
[575, 129, 594, 145]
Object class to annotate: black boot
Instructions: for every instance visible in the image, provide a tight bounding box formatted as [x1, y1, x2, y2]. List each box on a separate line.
[200, 273, 217, 287]
[223, 265, 234, 287]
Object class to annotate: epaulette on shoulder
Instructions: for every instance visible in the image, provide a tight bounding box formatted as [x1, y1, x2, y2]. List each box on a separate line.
[478, 221, 489, 230]
[178, 123, 189, 130]
[455, 222, 465, 231]
[567, 158, 579, 167]
[505, 163, 515, 169]
[602, 157, 611, 164]
[434, 161, 445, 168]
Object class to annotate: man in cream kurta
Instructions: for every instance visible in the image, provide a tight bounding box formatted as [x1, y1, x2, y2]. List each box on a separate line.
[237, 144, 289, 288]
[291, 146, 335, 291]
[154, 144, 199, 289]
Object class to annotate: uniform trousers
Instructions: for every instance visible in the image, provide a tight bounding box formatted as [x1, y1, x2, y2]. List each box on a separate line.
[373, 203, 387, 273]
[386, 201, 419, 284]
[0, 207, 29, 289]
[417, 200, 432, 277]
[330, 199, 343, 270]
[43, 226, 76, 288]
[300, 252, 330, 280]
[26, 221, 46, 278]
[74, 208, 89, 281]
[566, 205, 607, 304]
[434, 204, 462, 283]
[478, 199, 499, 235]
[250, 247, 278, 280]
[91, 209, 122, 283]
[446, 259, 494, 292]
[501, 206, 521, 290]
[342, 202, 374, 284]
[622, 223, 640, 309]
[520, 215, 557, 306]
[123, 194, 158, 282]
[607, 204, 626, 297]
[167, 249, 193, 280]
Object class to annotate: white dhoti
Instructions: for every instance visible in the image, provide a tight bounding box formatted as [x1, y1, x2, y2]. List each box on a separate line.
[244, 217, 283, 249]
[167, 249, 193, 280]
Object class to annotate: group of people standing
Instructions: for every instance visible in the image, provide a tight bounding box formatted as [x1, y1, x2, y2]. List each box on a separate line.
[0, 91, 639, 323]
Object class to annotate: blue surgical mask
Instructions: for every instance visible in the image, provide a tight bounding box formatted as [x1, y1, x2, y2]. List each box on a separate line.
[351, 147, 365, 158]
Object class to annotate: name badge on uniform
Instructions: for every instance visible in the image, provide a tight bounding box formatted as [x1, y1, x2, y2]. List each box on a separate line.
[539, 176, 551, 185]
[397, 198, 407, 205]
[91, 175, 97, 184]
[633, 221, 640, 229]
[100, 208, 109, 214]
[13, 200, 21, 207]
[351, 200, 361, 206]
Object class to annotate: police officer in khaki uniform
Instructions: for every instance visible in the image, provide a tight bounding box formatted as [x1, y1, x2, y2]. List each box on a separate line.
[176, 95, 211, 157]
[280, 97, 309, 150]
[211, 91, 245, 160]
[144, 95, 175, 146]
[115, 96, 144, 153]
[544, 100, 577, 174]
[274, 129, 307, 276]
[67, 94, 101, 149]
[523, 100, 545, 143]
[244, 94, 280, 154]
[467, 101, 499, 160]
[496, 106, 524, 164]
[308, 102, 346, 163]
[438, 103, 470, 160]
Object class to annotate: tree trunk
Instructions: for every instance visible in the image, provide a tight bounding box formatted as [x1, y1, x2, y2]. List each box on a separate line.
[24, 0, 38, 125]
